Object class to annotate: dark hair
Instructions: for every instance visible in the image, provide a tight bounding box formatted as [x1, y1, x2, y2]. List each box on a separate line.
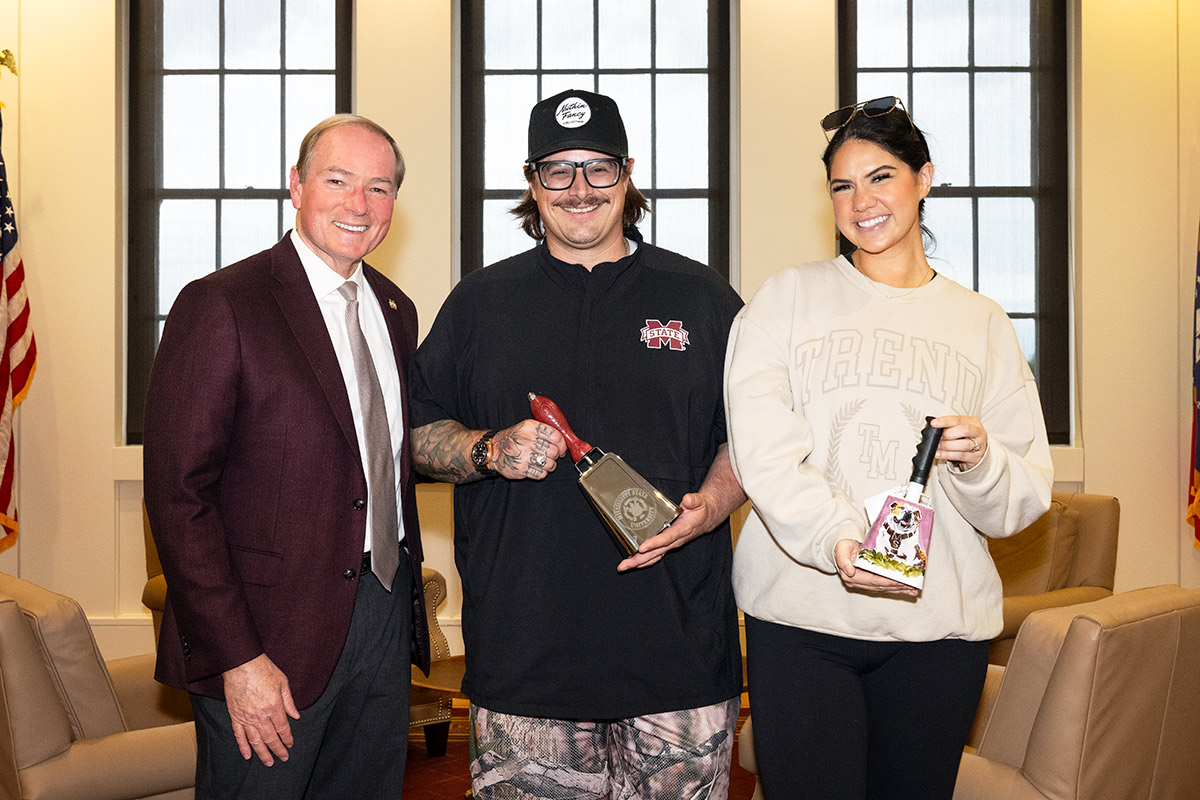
[510, 163, 649, 241]
[822, 107, 936, 251]
[296, 114, 405, 189]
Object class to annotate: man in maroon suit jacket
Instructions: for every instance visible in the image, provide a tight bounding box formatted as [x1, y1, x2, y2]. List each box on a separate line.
[144, 115, 428, 799]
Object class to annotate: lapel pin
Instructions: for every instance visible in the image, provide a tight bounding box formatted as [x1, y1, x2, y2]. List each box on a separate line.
[388, 299, 397, 310]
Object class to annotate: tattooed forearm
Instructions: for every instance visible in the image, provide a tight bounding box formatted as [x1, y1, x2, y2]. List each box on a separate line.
[410, 419, 485, 484]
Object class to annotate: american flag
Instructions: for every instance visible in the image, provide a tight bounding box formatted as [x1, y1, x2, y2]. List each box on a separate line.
[1190, 221, 1200, 551]
[0, 113, 36, 553]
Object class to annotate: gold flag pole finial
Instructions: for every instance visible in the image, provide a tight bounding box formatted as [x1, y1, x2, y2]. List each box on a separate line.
[0, 50, 16, 108]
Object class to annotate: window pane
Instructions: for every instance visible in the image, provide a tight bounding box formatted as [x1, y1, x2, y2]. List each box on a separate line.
[652, 199, 709, 265]
[912, 72, 969, 187]
[224, 0, 280, 69]
[913, 0, 968, 67]
[163, 0, 218, 69]
[599, 0, 651, 68]
[975, 72, 1031, 186]
[225, 75, 282, 189]
[159, 199, 216, 314]
[599, 74, 651, 182]
[857, 0, 908, 68]
[163, 75, 219, 189]
[542, 74, 596, 98]
[656, 0, 707, 68]
[655, 74, 707, 189]
[855, 73, 908, 107]
[923, 197, 973, 287]
[486, 0, 537, 69]
[221, 199, 280, 265]
[485, 75, 538, 189]
[282, 200, 296, 235]
[977, 197, 1035, 313]
[285, 74, 338, 182]
[286, 0, 336, 69]
[543, 0, 594, 70]
[483, 199, 531, 267]
[1010, 317, 1037, 375]
[976, 0, 1030, 67]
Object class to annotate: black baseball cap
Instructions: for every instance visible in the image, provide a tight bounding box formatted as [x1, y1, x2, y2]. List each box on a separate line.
[526, 89, 629, 163]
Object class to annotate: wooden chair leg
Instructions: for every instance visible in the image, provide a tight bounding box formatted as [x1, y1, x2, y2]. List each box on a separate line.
[424, 720, 451, 757]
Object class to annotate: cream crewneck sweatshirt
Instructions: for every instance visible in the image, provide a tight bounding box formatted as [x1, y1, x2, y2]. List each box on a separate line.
[725, 256, 1052, 642]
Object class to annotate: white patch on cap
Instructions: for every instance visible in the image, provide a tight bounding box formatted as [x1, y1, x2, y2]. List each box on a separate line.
[555, 97, 591, 129]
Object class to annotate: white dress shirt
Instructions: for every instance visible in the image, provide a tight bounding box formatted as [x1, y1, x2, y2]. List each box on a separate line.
[291, 230, 406, 551]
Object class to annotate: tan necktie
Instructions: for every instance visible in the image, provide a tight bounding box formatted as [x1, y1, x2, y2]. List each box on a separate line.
[338, 281, 400, 591]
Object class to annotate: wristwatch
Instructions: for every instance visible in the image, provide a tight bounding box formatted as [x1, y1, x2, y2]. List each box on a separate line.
[471, 430, 499, 475]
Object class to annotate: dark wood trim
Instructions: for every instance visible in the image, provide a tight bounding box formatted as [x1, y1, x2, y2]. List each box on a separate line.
[126, 0, 165, 445]
[1033, 0, 1070, 444]
[459, 0, 486, 276]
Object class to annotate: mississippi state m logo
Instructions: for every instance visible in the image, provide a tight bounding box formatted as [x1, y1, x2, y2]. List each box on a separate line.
[640, 319, 690, 351]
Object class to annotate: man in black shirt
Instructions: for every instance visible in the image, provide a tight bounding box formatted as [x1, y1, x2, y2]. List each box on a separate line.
[408, 89, 745, 800]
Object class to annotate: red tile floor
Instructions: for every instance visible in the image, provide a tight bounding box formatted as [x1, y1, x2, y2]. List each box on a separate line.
[402, 707, 757, 799]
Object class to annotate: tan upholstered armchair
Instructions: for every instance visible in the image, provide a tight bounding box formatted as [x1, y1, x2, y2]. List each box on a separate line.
[140, 502, 454, 755]
[956, 585, 1200, 799]
[986, 491, 1119, 665]
[0, 572, 197, 800]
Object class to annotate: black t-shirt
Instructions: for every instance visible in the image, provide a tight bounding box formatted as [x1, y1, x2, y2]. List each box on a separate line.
[408, 229, 744, 718]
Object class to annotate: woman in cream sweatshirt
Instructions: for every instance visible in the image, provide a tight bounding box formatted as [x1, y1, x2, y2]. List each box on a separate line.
[724, 98, 1052, 800]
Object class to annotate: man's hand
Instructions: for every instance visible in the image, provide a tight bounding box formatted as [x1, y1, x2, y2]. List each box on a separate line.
[411, 418, 566, 483]
[617, 491, 715, 571]
[617, 445, 746, 572]
[488, 420, 567, 480]
[222, 653, 301, 766]
[834, 539, 919, 597]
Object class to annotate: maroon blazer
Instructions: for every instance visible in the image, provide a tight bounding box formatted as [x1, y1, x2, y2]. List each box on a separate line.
[143, 236, 428, 709]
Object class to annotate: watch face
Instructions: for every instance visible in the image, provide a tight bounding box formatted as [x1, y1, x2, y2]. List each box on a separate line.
[471, 438, 489, 468]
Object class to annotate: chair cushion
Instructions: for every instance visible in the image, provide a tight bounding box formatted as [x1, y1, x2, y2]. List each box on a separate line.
[988, 498, 1077, 596]
[0, 599, 74, 770]
[0, 573, 127, 740]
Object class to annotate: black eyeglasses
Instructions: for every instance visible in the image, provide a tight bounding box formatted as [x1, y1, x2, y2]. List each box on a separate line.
[820, 96, 913, 140]
[532, 158, 626, 191]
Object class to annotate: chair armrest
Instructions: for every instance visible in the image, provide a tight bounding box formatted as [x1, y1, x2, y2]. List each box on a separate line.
[421, 568, 452, 662]
[737, 715, 757, 774]
[141, 575, 167, 613]
[1000, 588, 1113, 638]
[18, 722, 196, 800]
[954, 752, 1049, 800]
[965, 664, 1005, 752]
[107, 654, 193, 729]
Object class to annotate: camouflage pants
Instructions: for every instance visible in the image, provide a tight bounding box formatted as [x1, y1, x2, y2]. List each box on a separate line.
[469, 698, 740, 800]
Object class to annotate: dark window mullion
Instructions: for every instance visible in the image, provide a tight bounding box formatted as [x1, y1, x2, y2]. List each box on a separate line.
[217, 0, 227, 274]
[279, 0, 289, 242]
[648, 0, 658, 243]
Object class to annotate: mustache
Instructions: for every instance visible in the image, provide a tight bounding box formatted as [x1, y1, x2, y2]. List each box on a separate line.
[553, 194, 609, 209]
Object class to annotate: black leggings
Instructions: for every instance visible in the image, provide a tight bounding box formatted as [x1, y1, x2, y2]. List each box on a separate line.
[745, 615, 989, 800]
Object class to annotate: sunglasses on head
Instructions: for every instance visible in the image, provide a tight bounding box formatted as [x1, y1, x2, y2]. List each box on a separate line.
[820, 96, 913, 139]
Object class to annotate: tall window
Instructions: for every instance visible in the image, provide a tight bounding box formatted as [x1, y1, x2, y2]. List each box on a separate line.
[837, 0, 1069, 443]
[461, 0, 730, 277]
[127, 0, 351, 444]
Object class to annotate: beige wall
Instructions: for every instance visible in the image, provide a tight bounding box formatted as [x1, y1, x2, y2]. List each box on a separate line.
[0, 1, 1195, 659]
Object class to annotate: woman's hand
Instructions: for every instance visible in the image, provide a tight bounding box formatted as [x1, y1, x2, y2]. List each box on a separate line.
[834, 539, 919, 597]
[931, 415, 987, 470]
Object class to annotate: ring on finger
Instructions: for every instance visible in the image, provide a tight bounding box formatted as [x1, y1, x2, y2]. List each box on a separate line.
[967, 437, 980, 453]
[529, 453, 548, 468]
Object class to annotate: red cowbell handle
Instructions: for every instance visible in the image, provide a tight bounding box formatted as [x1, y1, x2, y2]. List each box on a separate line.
[528, 393, 592, 462]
